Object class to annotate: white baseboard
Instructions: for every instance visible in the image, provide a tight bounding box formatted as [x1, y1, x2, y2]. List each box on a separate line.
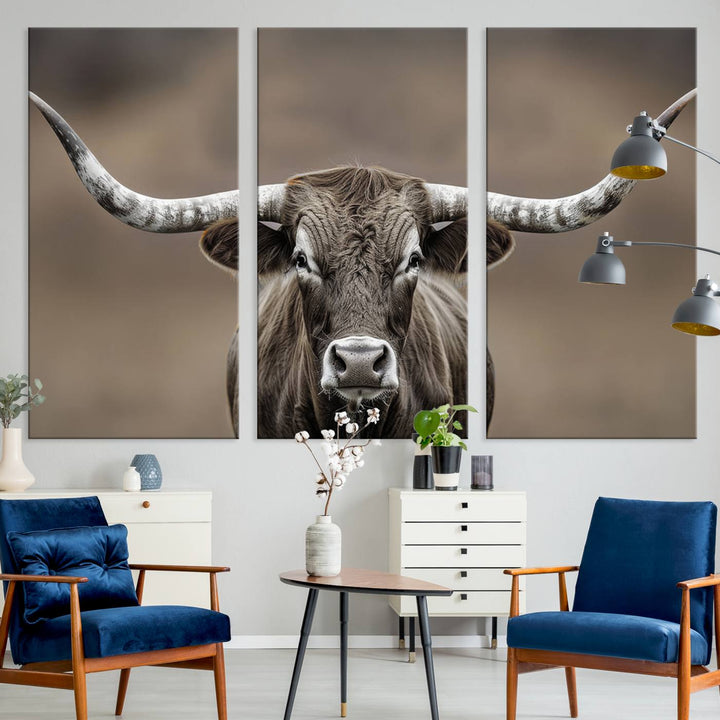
[226, 635, 507, 650]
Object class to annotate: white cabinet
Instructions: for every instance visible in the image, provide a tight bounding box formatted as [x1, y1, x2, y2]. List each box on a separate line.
[388, 489, 526, 626]
[0, 490, 213, 609]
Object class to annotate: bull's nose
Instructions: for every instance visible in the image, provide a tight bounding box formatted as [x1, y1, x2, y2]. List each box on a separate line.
[321, 336, 398, 397]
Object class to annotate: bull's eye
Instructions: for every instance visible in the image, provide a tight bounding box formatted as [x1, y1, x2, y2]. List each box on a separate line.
[295, 252, 308, 270]
[407, 252, 422, 271]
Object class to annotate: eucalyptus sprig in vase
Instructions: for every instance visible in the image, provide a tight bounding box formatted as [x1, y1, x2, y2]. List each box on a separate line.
[0, 374, 45, 492]
[295, 407, 380, 576]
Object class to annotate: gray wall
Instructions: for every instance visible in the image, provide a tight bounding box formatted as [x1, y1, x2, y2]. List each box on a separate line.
[2, 0, 720, 639]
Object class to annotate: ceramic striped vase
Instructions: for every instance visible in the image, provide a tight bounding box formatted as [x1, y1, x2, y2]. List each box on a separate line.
[305, 515, 341, 577]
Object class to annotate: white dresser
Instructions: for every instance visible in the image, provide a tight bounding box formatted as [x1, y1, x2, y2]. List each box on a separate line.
[389, 489, 526, 645]
[0, 490, 213, 609]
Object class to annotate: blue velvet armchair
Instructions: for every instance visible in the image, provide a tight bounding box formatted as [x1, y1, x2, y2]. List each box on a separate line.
[505, 497, 718, 720]
[0, 497, 231, 720]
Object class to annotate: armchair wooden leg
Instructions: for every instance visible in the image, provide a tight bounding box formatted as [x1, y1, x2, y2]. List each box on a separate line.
[213, 643, 228, 720]
[507, 647, 519, 720]
[70, 584, 88, 720]
[115, 668, 131, 715]
[564, 667, 578, 718]
[678, 588, 691, 720]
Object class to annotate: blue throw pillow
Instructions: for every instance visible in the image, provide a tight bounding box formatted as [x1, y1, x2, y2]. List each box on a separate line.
[6, 524, 139, 624]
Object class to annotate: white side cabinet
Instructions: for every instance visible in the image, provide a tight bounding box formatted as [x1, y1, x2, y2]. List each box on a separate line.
[389, 489, 526, 643]
[0, 490, 213, 609]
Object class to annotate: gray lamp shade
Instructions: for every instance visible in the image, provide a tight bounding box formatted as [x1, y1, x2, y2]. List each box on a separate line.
[671, 295, 720, 336]
[578, 252, 626, 285]
[611, 114, 667, 180]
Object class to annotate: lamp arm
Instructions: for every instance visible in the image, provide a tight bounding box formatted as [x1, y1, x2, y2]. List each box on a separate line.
[663, 134, 720, 167]
[625, 241, 720, 258]
[649, 119, 720, 166]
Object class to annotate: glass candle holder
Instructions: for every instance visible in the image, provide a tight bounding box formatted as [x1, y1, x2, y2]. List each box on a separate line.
[471, 455, 493, 490]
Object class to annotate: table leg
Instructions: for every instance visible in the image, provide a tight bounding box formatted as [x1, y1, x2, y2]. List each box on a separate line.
[491, 616, 498, 650]
[284, 588, 319, 720]
[416, 595, 440, 720]
[399, 616, 405, 649]
[340, 591, 348, 718]
[409, 616, 416, 663]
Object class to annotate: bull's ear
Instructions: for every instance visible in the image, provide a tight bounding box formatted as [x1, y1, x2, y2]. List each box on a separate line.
[423, 217, 467, 274]
[200, 218, 238, 275]
[258, 221, 293, 276]
[487, 219, 515, 269]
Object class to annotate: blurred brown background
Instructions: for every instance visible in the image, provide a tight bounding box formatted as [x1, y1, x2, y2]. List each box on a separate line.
[29, 28, 238, 438]
[487, 28, 696, 438]
[258, 29, 466, 185]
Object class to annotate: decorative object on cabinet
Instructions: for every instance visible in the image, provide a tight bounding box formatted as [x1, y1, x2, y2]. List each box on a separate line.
[131, 453, 163, 491]
[389, 488, 526, 660]
[280, 568, 451, 720]
[0, 496, 231, 720]
[471, 455, 493, 490]
[296, 410, 379, 577]
[412, 432, 433, 489]
[122, 466, 141, 492]
[0, 490, 213, 610]
[505, 497, 717, 720]
[414, 404, 478, 491]
[0, 374, 45, 491]
[487, 29, 696, 440]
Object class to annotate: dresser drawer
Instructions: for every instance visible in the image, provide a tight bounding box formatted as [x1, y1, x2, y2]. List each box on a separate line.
[402, 545, 525, 568]
[403, 567, 521, 591]
[401, 493, 525, 522]
[100, 493, 211, 524]
[394, 590, 522, 616]
[403, 522, 525, 545]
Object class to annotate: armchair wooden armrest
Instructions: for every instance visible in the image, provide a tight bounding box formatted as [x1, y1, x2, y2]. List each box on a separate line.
[506, 566, 579, 618]
[505, 566, 579, 577]
[127, 565, 230, 611]
[677, 574, 720, 590]
[0, 573, 88, 584]
[128, 564, 230, 574]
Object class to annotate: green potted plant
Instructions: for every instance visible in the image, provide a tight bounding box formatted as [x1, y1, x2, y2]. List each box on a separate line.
[0, 374, 45, 492]
[413, 403, 477, 491]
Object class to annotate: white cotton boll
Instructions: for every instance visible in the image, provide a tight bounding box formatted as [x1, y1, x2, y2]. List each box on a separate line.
[356, 460, 365, 468]
[351, 446, 363, 457]
[321, 429, 335, 440]
[334, 411, 349, 425]
[345, 422, 359, 434]
[295, 430, 309, 442]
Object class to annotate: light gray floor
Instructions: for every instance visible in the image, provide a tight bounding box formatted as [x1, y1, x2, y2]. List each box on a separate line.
[1, 648, 718, 719]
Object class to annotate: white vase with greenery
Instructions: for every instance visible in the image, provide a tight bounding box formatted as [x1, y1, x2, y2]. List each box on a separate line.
[0, 375, 45, 492]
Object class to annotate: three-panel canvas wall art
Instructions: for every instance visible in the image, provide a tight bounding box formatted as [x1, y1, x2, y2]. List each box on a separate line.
[28, 27, 696, 440]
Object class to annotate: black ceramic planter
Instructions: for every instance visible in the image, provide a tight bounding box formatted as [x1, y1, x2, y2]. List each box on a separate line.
[430, 446, 462, 491]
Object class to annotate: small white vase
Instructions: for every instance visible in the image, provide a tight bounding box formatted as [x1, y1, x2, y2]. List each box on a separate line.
[122, 466, 142, 492]
[306, 515, 341, 577]
[0, 428, 36, 492]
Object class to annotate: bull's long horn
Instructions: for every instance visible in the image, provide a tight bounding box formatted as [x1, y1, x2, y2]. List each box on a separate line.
[424, 184, 468, 222]
[258, 184, 286, 222]
[487, 88, 697, 234]
[30, 92, 238, 233]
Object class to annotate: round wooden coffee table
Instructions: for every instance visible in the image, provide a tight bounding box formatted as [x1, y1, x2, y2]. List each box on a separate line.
[280, 568, 452, 720]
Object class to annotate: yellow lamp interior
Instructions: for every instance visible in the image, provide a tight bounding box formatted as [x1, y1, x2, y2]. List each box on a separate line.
[672, 321, 720, 337]
[612, 165, 666, 180]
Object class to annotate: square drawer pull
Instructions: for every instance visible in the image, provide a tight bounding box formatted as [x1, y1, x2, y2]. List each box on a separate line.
[460, 571, 468, 578]
[461, 502, 469, 509]
[460, 593, 468, 600]
[460, 525, 468, 532]
[460, 548, 468, 555]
